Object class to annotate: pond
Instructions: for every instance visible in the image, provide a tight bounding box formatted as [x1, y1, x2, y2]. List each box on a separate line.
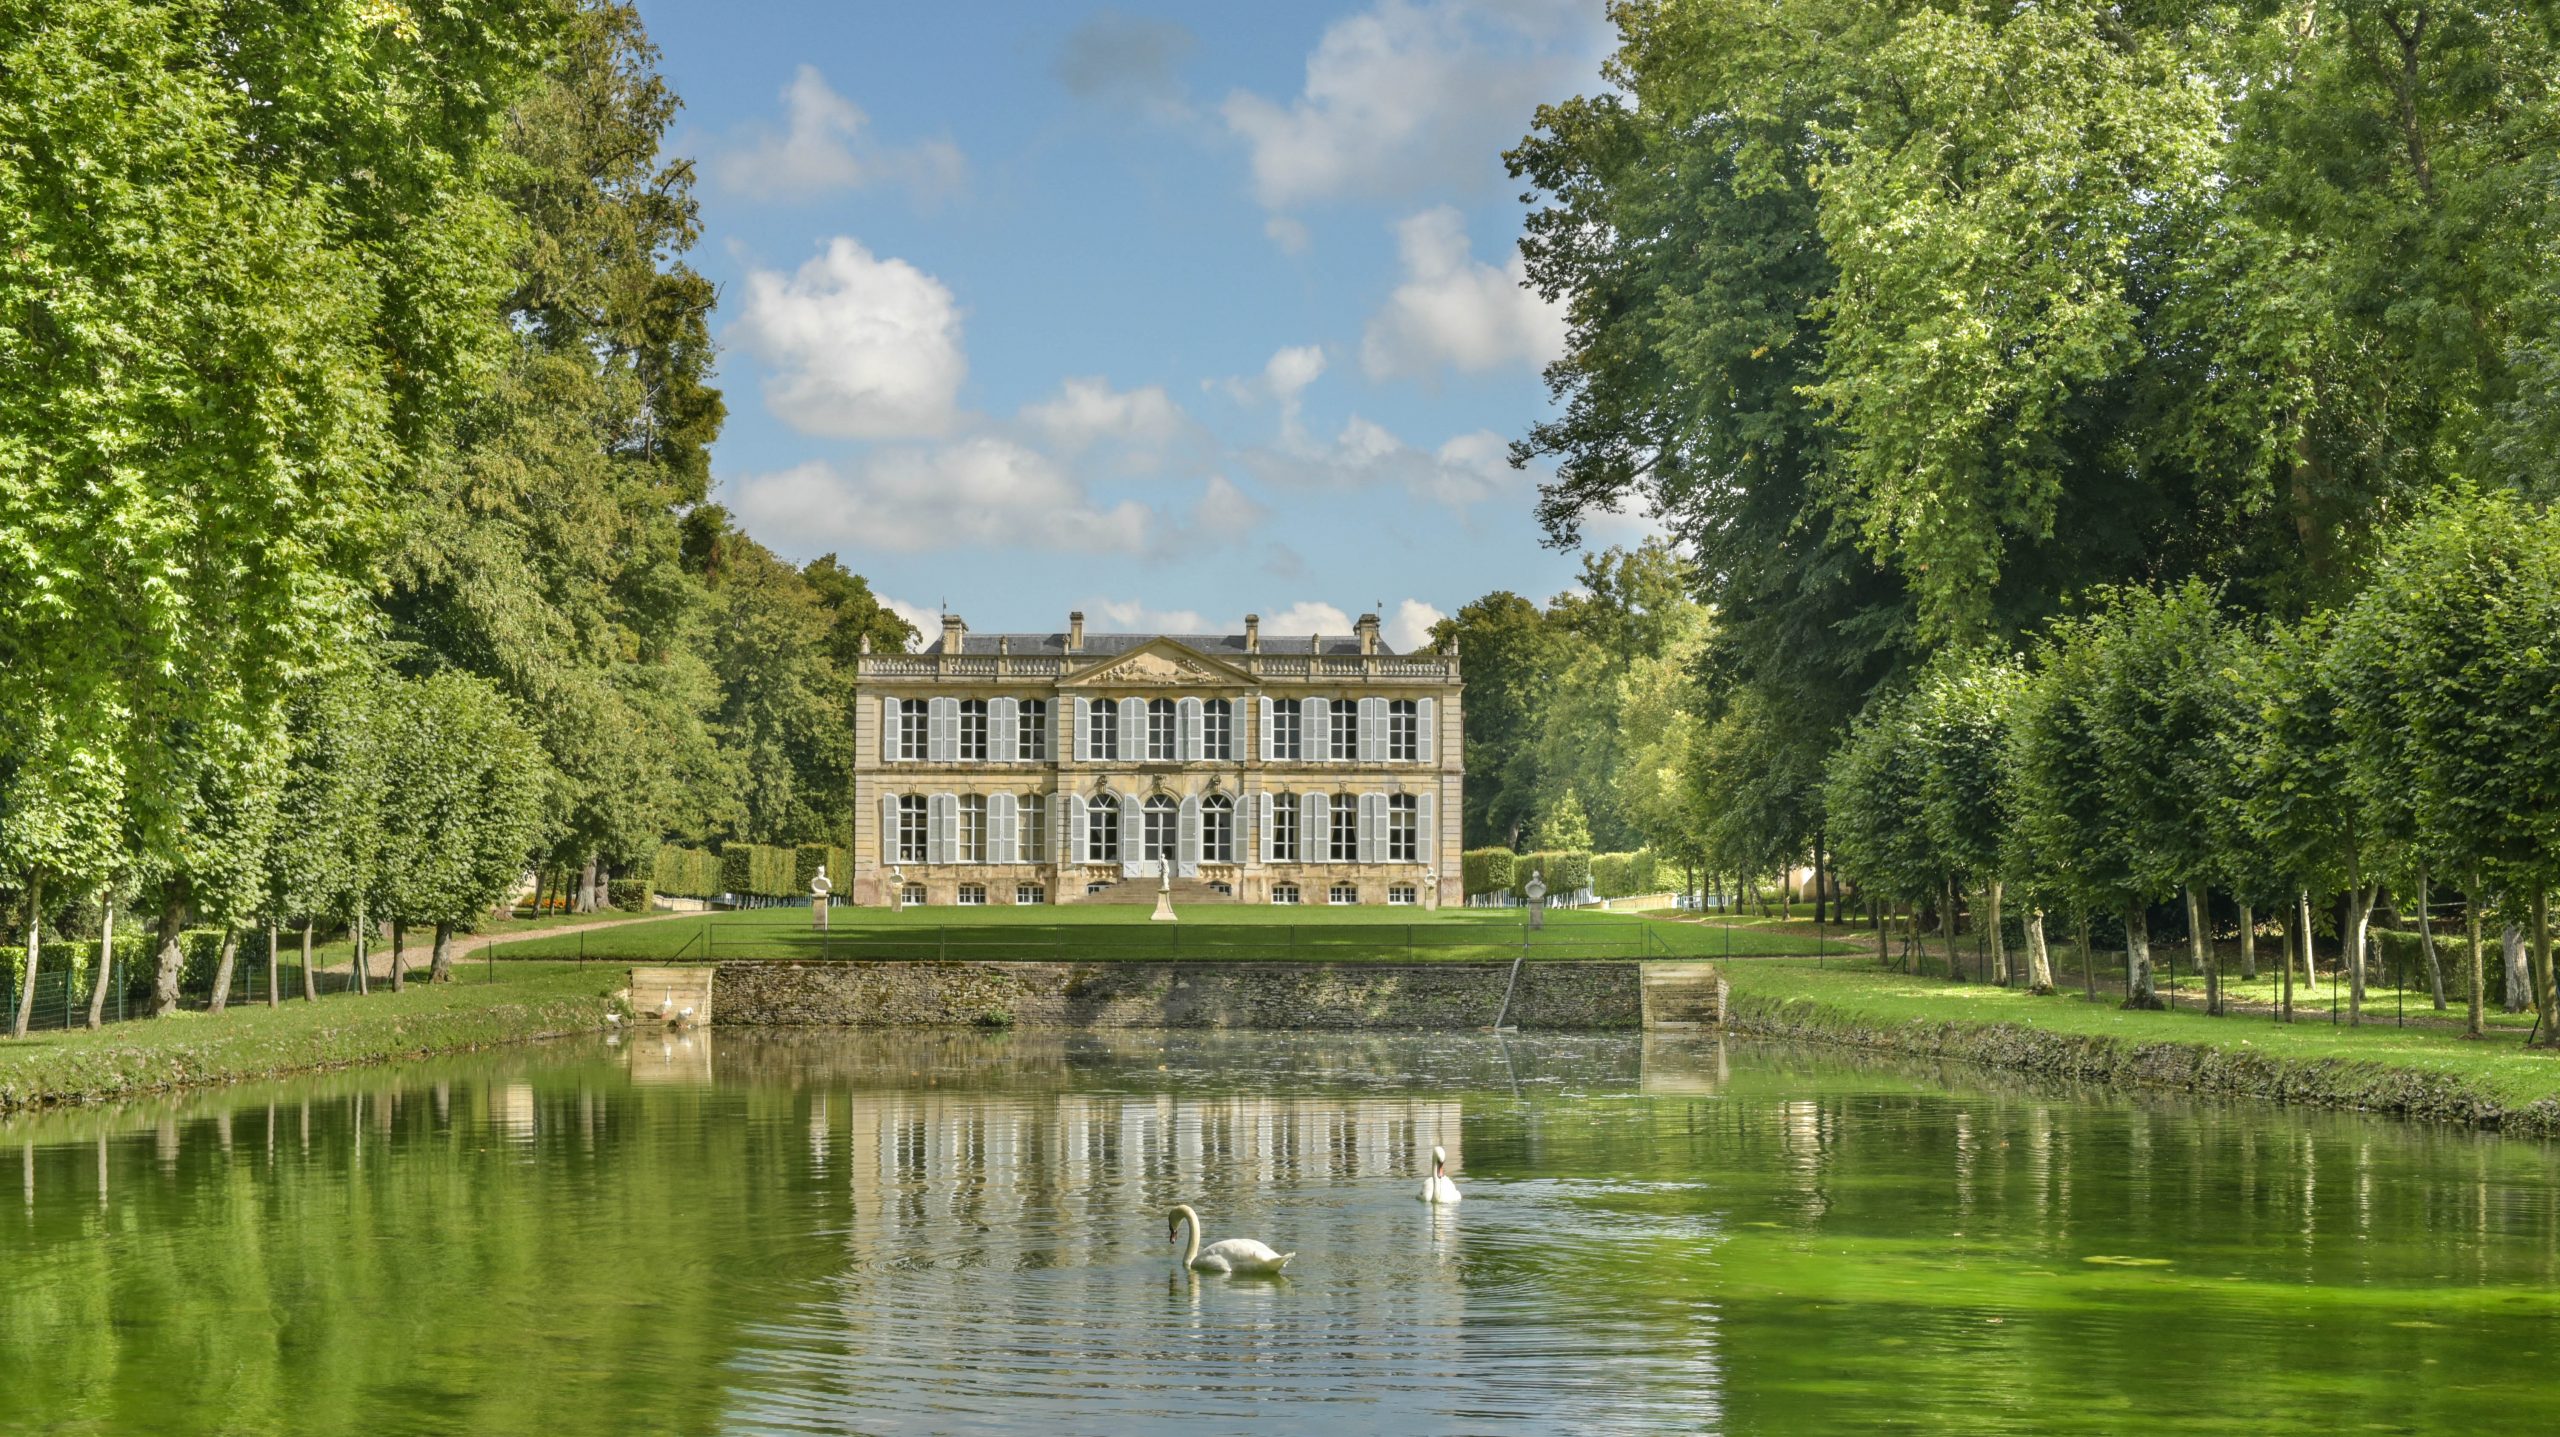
[2, 1030, 2555, 1435]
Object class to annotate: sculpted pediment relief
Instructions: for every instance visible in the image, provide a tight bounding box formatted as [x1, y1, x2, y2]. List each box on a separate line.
[1065, 640, 1251, 688]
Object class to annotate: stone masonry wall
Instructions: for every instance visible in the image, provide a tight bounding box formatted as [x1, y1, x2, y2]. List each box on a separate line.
[710, 960, 1643, 1031]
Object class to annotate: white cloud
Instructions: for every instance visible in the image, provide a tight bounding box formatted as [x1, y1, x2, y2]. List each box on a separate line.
[731, 238, 966, 439]
[1264, 216, 1312, 255]
[1083, 599, 1220, 633]
[1241, 415, 1528, 517]
[1361, 205, 1564, 380]
[1185, 474, 1268, 543]
[1218, 344, 1330, 445]
[878, 595, 939, 647]
[1220, 0, 1607, 210]
[1020, 377, 1186, 453]
[1579, 491, 1673, 550]
[729, 439, 1151, 555]
[1265, 601, 1354, 636]
[1387, 598, 1446, 652]
[710, 66, 966, 202]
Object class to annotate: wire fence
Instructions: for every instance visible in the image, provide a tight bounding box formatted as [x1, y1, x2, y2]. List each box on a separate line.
[0, 955, 379, 1036]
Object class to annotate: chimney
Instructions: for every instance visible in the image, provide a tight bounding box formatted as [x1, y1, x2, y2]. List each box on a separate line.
[941, 613, 966, 655]
[1356, 612, 1380, 655]
[1243, 614, 1261, 653]
[1068, 610, 1085, 652]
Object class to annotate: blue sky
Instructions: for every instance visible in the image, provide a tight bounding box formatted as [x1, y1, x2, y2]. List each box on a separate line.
[638, 0, 1650, 649]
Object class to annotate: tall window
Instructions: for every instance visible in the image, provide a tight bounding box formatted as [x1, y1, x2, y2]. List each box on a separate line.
[1147, 699, 1178, 760]
[1329, 699, 1358, 760]
[1143, 794, 1178, 862]
[1204, 700, 1232, 761]
[1088, 700, 1120, 760]
[958, 700, 990, 761]
[1388, 793, 1418, 861]
[1272, 703, 1302, 761]
[897, 795, 928, 862]
[1019, 792, 1048, 863]
[1389, 700, 1419, 761]
[1088, 794, 1120, 861]
[1019, 700, 1049, 760]
[898, 700, 929, 760]
[1202, 794, 1234, 862]
[958, 794, 988, 862]
[1271, 792, 1297, 862]
[1330, 793, 1358, 861]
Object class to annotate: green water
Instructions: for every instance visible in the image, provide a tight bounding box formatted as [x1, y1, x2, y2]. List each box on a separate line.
[2, 1031, 2555, 1435]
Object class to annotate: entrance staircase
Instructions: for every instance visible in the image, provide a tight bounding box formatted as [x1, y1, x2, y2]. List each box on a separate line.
[1080, 876, 1239, 906]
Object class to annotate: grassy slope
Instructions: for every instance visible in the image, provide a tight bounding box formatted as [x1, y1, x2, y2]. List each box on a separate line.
[0, 963, 623, 1113]
[1727, 957, 2560, 1122]
[490, 905, 1855, 962]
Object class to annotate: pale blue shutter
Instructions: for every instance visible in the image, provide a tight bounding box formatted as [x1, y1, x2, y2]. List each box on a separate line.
[990, 698, 1017, 762]
[1357, 698, 1386, 762]
[1179, 698, 1204, 761]
[880, 793, 900, 865]
[1258, 793, 1276, 863]
[1302, 792, 1328, 863]
[991, 792, 1017, 863]
[1418, 791, 1436, 864]
[1417, 697, 1435, 763]
[928, 793, 956, 863]
[926, 698, 953, 762]
[1257, 698, 1274, 762]
[1119, 701, 1143, 761]
[1301, 698, 1326, 760]
[881, 698, 899, 761]
[1119, 791, 1142, 876]
[1178, 795, 1202, 876]
[1072, 698, 1089, 761]
[1355, 792, 1379, 863]
[1064, 793, 1087, 864]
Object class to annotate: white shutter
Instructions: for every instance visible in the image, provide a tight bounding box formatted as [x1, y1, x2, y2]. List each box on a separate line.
[1302, 792, 1328, 863]
[1418, 697, 1435, 763]
[880, 792, 900, 864]
[928, 793, 957, 864]
[990, 698, 1018, 763]
[927, 698, 955, 762]
[1258, 792, 1275, 863]
[1357, 792, 1381, 863]
[1235, 794, 1251, 861]
[1065, 793, 1088, 864]
[991, 792, 1018, 864]
[1072, 698, 1089, 761]
[1358, 697, 1386, 762]
[1120, 791, 1142, 875]
[1302, 698, 1327, 760]
[1046, 701, 1059, 761]
[1419, 791, 1436, 864]
[1120, 700, 1144, 761]
[1258, 698, 1275, 762]
[881, 698, 900, 762]
[1178, 795, 1202, 875]
[1179, 697, 1204, 762]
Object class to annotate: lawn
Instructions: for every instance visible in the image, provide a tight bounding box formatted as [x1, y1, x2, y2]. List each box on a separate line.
[489, 904, 1862, 963]
[0, 963, 623, 1113]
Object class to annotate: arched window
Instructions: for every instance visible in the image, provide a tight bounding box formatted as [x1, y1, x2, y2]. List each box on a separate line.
[1270, 791, 1297, 862]
[1202, 793, 1234, 862]
[1147, 698, 1178, 760]
[1330, 792, 1359, 861]
[1088, 793, 1121, 862]
[1143, 794, 1178, 862]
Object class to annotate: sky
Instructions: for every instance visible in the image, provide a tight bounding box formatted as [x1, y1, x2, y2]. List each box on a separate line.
[637, 0, 1648, 651]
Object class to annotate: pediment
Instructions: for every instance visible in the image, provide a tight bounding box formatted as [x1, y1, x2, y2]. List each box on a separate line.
[1062, 638, 1254, 689]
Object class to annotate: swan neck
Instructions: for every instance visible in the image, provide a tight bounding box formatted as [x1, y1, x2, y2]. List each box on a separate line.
[1172, 1204, 1200, 1266]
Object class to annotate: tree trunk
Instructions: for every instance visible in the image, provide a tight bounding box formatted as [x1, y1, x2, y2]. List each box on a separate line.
[353, 910, 369, 996]
[207, 925, 240, 1014]
[2463, 880, 2484, 1041]
[2124, 903, 2161, 1009]
[1814, 830, 1828, 925]
[2077, 910, 2096, 1003]
[388, 920, 407, 992]
[2531, 889, 2557, 1049]
[265, 918, 279, 1008]
[577, 853, 601, 914]
[1989, 880, 2008, 986]
[86, 892, 114, 1030]
[2239, 904, 2256, 982]
[2279, 911, 2295, 1022]
[2503, 921, 2529, 1014]
[151, 883, 187, 1017]
[1944, 876, 1962, 982]
[430, 922, 455, 984]
[300, 919, 317, 1001]
[2347, 885, 2373, 1025]
[2299, 890, 2319, 990]
[2024, 906, 2055, 994]
[2187, 886, 2219, 1015]
[12, 873, 42, 1040]
[2415, 869, 2446, 1010]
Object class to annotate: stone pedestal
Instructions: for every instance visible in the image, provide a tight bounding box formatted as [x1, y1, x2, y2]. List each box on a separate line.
[1150, 890, 1178, 922]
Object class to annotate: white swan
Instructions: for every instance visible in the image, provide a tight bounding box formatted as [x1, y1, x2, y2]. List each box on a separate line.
[1418, 1144, 1462, 1204]
[1167, 1204, 1293, 1275]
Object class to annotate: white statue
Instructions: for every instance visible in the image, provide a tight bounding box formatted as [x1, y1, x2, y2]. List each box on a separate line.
[811, 864, 833, 931]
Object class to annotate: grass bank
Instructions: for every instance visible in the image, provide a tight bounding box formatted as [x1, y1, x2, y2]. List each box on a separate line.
[0, 963, 623, 1114]
[491, 905, 1855, 963]
[1724, 959, 2560, 1136]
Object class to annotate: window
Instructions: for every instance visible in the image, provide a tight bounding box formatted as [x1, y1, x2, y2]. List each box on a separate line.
[1272, 702, 1303, 761]
[1270, 792, 1297, 862]
[1143, 794, 1178, 863]
[958, 794, 988, 862]
[901, 883, 927, 906]
[1202, 794, 1234, 862]
[1088, 794, 1121, 862]
[1208, 881, 1233, 895]
[1387, 884, 1417, 906]
[1204, 700, 1232, 761]
[1329, 883, 1359, 905]
[1019, 792, 1048, 863]
[1329, 699, 1359, 760]
[1086, 881, 1111, 895]
[1271, 883, 1301, 905]
[1389, 700, 1419, 761]
[1018, 700, 1049, 760]
[1330, 793, 1359, 862]
[1147, 698, 1178, 761]
[897, 795, 928, 863]
[898, 699, 929, 760]
[1016, 884, 1047, 905]
[1088, 699, 1120, 760]
[956, 884, 987, 906]
[1388, 792, 1418, 862]
[958, 700, 989, 761]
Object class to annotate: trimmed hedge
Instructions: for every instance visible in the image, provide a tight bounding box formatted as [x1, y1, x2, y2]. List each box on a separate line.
[1513, 850, 1593, 898]
[721, 842, 800, 899]
[653, 844, 722, 900]
[607, 878, 652, 913]
[1591, 849, 1663, 898]
[1461, 848, 1516, 897]
[657, 841, 845, 900]
[793, 843, 852, 892]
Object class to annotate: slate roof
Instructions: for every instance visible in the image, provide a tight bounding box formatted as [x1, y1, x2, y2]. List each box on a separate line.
[920, 632, 1386, 658]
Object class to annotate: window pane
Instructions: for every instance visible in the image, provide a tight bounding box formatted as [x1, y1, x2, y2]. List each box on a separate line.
[1020, 700, 1048, 760]
[959, 701, 989, 761]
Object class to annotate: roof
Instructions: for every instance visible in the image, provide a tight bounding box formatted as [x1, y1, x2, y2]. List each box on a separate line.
[919, 632, 1387, 658]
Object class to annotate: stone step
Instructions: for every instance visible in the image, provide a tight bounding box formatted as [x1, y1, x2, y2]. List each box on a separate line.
[1638, 961, 1726, 1029]
[1080, 877, 1239, 905]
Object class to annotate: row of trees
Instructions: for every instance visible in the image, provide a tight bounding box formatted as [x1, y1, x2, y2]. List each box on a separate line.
[0, 2, 909, 1029]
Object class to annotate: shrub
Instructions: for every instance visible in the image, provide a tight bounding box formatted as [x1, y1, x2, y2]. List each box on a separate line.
[719, 844, 753, 896]
[653, 844, 721, 899]
[608, 878, 652, 912]
[1591, 852, 1635, 897]
[1630, 848, 1659, 894]
[1461, 847, 1516, 896]
[1549, 851, 1593, 894]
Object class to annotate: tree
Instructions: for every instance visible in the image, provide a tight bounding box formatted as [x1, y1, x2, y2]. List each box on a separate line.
[1430, 592, 1558, 849]
[1910, 652, 2033, 987]
[373, 673, 546, 985]
[2009, 612, 2148, 1004]
[1825, 690, 1937, 970]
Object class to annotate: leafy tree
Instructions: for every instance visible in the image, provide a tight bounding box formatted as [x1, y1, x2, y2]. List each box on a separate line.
[1532, 791, 1594, 855]
[1431, 592, 1559, 848]
[1824, 690, 1937, 969]
[2009, 613, 2149, 1004]
[1910, 653, 2033, 987]
[373, 673, 546, 985]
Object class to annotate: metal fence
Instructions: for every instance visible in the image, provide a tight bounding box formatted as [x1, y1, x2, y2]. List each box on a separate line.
[0, 955, 381, 1035]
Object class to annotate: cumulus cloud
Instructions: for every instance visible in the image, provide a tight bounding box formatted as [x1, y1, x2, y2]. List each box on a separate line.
[1387, 598, 1446, 651]
[1082, 598, 1221, 633]
[1184, 474, 1269, 544]
[1054, 12, 1195, 116]
[1220, 0, 1607, 210]
[729, 438, 1151, 555]
[1020, 377, 1187, 453]
[1360, 205, 1564, 380]
[1264, 601, 1354, 636]
[709, 66, 965, 202]
[731, 238, 966, 439]
[1264, 216, 1312, 255]
[1242, 415, 1528, 517]
[877, 595, 940, 647]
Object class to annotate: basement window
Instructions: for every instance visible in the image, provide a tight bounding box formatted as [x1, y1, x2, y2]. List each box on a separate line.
[1270, 883, 1301, 906]
[1387, 885, 1417, 906]
[1016, 884, 1047, 906]
[1328, 883, 1359, 906]
[955, 884, 987, 906]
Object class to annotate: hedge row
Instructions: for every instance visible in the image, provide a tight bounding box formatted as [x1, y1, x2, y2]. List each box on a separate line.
[1589, 849, 1663, 899]
[654, 841, 851, 900]
[1461, 848, 1516, 896]
[652, 844, 723, 899]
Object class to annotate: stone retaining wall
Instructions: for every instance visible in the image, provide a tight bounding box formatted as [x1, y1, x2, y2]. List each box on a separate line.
[709, 960, 1647, 1031]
